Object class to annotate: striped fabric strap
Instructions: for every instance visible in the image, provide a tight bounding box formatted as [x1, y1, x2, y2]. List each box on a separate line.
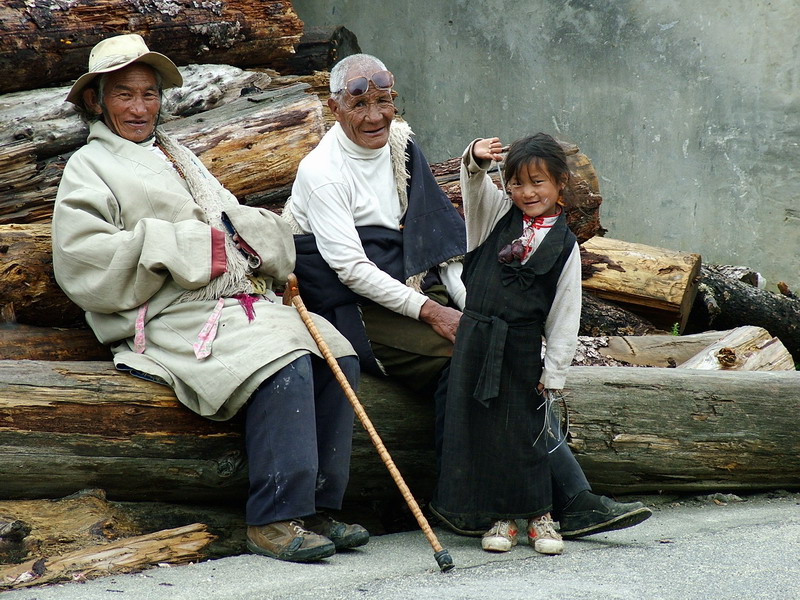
[193, 297, 225, 359]
[133, 303, 148, 353]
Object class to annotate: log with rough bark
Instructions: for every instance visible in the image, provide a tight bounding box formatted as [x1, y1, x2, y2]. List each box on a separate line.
[0, 224, 84, 328]
[0, 222, 690, 341]
[2, 360, 798, 511]
[579, 290, 660, 337]
[0, 489, 139, 566]
[564, 366, 800, 493]
[677, 325, 795, 371]
[164, 83, 325, 204]
[0, 64, 273, 160]
[0, 0, 302, 94]
[0, 489, 242, 570]
[269, 25, 362, 75]
[0, 360, 436, 520]
[0, 75, 321, 225]
[686, 264, 800, 363]
[580, 330, 735, 368]
[267, 69, 336, 132]
[580, 236, 702, 334]
[589, 326, 794, 370]
[430, 140, 605, 244]
[0, 523, 213, 590]
[0, 324, 111, 361]
[0, 360, 248, 504]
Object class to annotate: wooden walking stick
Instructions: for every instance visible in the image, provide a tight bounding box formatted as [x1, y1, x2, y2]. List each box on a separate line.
[283, 273, 455, 572]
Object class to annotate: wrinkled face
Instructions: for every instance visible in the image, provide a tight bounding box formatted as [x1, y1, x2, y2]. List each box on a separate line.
[83, 63, 161, 143]
[328, 65, 395, 149]
[508, 160, 565, 218]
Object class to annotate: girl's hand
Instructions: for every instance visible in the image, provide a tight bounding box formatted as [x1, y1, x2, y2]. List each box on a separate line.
[472, 137, 503, 163]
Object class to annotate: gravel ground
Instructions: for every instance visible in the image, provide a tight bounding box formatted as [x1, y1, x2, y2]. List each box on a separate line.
[2, 491, 798, 600]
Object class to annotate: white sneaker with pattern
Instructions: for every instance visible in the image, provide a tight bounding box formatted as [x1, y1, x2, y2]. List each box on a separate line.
[527, 514, 564, 555]
[481, 519, 519, 552]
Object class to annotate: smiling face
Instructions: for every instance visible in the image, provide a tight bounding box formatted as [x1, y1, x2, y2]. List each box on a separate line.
[327, 63, 396, 149]
[83, 63, 161, 143]
[508, 159, 565, 219]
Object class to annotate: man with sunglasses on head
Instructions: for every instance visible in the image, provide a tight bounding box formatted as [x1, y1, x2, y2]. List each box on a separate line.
[285, 53, 654, 544]
[283, 53, 467, 463]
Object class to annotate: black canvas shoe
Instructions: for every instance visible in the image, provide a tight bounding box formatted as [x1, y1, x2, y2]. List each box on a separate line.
[559, 492, 653, 539]
[303, 512, 369, 550]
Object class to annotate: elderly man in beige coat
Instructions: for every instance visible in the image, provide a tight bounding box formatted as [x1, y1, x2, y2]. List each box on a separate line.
[52, 33, 368, 563]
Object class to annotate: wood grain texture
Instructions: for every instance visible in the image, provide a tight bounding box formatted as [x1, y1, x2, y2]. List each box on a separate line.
[581, 236, 702, 333]
[0, 0, 302, 94]
[1, 361, 798, 507]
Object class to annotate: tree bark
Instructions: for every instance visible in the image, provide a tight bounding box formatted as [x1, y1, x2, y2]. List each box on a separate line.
[269, 25, 362, 75]
[1, 361, 798, 509]
[0, 491, 244, 566]
[686, 265, 800, 363]
[164, 84, 325, 203]
[0, 361, 436, 515]
[0, 224, 682, 338]
[0, 0, 302, 94]
[579, 290, 660, 337]
[0, 360, 248, 504]
[0, 489, 139, 566]
[0, 79, 322, 225]
[0, 324, 110, 361]
[581, 236, 701, 334]
[564, 366, 800, 494]
[267, 70, 336, 133]
[0, 64, 273, 161]
[0, 224, 85, 328]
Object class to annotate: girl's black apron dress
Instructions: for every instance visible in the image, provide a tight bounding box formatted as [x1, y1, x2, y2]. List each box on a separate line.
[433, 206, 576, 531]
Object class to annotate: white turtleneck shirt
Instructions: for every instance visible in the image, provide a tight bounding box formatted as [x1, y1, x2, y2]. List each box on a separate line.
[289, 123, 466, 319]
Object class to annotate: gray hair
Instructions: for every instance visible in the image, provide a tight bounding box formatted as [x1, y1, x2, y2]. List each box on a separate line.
[329, 53, 388, 101]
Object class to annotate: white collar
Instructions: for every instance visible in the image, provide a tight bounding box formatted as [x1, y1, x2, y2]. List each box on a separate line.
[333, 122, 389, 160]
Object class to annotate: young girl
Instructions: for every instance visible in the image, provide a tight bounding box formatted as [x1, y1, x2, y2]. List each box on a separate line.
[432, 133, 582, 555]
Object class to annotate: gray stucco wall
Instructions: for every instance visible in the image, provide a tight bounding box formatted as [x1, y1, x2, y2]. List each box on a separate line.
[293, 1, 799, 291]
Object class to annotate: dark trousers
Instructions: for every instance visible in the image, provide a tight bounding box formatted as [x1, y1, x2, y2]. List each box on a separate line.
[550, 441, 591, 516]
[244, 354, 359, 525]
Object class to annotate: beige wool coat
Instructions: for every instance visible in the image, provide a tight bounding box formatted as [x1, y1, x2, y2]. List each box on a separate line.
[52, 121, 354, 421]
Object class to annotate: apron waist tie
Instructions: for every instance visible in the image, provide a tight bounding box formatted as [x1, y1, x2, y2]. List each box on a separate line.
[464, 309, 508, 407]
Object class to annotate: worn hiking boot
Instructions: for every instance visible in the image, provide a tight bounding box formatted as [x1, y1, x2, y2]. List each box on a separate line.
[246, 520, 335, 562]
[481, 520, 519, 553]
[559, 491, 653, 539]
[303, 512, 370, 550]
[527, 514, 564, 555]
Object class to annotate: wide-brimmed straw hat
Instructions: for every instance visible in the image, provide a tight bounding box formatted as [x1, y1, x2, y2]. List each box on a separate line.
[66, 34, 183, 104]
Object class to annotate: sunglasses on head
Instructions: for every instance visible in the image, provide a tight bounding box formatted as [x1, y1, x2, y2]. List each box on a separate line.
[336, 70, 395, 97]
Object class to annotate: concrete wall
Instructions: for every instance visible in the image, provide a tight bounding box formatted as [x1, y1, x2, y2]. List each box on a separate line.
[292, 1, 799, 291]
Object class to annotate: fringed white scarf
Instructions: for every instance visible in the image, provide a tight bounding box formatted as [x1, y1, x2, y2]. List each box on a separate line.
[154, 131, 256, 303]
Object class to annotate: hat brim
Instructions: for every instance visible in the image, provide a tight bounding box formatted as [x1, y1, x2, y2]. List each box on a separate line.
[66, 52, 183, 104]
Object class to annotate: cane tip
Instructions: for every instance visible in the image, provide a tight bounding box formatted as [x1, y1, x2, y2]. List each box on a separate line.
[434, 549, 455, 572]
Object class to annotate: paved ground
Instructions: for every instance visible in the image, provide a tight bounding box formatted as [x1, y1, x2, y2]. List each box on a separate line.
[2, 491, 798, 600]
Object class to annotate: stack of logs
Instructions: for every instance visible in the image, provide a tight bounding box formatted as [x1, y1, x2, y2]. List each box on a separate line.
[1, 0, 799, 589]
